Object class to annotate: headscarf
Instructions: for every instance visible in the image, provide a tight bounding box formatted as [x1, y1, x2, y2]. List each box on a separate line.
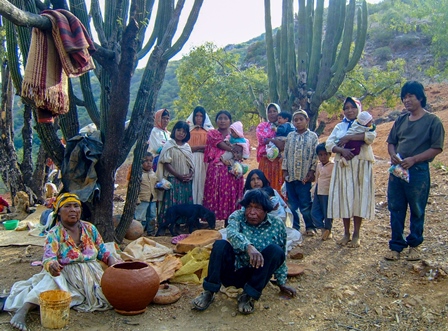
[154, 109, 170, 131]
[53, 193, 81, 216]
[266, 103, 281, 114]
[342, 97, 362, 129]
[265, 103, 281, 124]
[186, 106, 214, 131]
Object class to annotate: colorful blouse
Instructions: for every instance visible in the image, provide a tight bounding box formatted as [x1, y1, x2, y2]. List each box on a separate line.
[43, 221, 110, 272]
[256, 121, 277, 162]
[204, 129, 228, 164]
[282, 129, 318, 181]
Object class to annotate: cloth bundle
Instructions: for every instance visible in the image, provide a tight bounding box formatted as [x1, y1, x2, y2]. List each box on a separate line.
[22, 9, 95, 122]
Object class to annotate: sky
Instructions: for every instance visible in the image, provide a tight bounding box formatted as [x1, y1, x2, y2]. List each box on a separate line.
[174, 0, 285, 60]
[175, 0, 381, 61]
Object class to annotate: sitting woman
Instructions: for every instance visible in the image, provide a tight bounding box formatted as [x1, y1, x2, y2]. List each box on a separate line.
[192, 189, 296, 314]
[244, 169, 292, 227]
[3, 193, 120, 331]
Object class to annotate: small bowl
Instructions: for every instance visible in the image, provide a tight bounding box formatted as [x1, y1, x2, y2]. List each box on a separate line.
[3, 220, 19, 230]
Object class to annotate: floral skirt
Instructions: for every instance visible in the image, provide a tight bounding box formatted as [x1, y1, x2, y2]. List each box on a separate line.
[259, 156, 284, 194]
[203, 162, 244, 220]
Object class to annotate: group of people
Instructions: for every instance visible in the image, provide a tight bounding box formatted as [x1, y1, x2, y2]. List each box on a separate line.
[1, 81, 444, 328]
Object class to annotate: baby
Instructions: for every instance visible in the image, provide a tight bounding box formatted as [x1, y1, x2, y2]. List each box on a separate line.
[266, 111, 295, 161]
[220, 121, 250, 177]
[340, 111, 376, 166]
[276, 111, 295, 140]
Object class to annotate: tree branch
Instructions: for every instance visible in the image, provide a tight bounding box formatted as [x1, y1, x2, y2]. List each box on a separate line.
[0, 0, 51, 29]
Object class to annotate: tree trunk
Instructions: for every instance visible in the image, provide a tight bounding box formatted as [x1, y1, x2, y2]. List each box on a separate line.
[0, 59, 26, 201]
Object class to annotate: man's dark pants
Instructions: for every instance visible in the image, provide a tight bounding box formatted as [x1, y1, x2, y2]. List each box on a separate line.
[387, 162, 430, 252]
[203, 240, 285, 300]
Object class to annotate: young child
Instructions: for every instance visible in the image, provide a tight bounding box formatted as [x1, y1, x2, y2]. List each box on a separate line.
[134, 152, 158, 235]
[220, 121, 250, 177]
[261, 186, 293, 226]
[311, 143, 334, 240]
[339, 111, 376, 166]
[276, 111, 295, 139]
[282, 110, 318, 234]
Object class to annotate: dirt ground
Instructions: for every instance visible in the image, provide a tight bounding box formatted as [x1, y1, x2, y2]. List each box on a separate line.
[1, 84, 448, 330]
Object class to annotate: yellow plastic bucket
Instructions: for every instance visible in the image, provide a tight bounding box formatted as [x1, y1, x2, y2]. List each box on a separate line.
[39, 290, 71, 329]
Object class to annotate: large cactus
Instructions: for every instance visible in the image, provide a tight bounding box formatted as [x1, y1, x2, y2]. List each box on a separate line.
[0, 0, 204, 242]
[265, 0, 368, 129]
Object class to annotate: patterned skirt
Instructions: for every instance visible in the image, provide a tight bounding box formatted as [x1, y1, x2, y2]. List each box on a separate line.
[203, 162, 244, 220]
[259, 156, 285, 194]
[157, 176, 193, 224]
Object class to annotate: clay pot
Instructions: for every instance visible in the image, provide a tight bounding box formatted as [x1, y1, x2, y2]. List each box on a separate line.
[112, 215, 144, 240]
[101, 261, 160, 315]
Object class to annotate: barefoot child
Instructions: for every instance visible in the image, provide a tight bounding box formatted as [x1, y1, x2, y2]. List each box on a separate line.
[311, 143, 334, 240]
[282, 110, 318, 234]
[134, 152, 158, 235]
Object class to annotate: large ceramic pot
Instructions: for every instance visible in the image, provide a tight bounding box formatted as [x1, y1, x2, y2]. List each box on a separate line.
[101, 261, 160, 315]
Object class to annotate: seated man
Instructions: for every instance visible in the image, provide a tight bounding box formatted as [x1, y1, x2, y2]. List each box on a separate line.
[192, 189, 296, 314]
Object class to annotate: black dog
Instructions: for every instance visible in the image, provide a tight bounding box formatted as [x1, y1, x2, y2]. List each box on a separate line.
[155, 204, 216, 236]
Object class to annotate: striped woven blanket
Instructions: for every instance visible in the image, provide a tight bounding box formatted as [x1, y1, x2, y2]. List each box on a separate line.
[22, 9, 95, 118]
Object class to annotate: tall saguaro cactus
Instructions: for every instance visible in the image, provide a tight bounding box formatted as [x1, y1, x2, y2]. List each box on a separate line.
[0, 0, 204, 242]
[265, 0, 368, 129]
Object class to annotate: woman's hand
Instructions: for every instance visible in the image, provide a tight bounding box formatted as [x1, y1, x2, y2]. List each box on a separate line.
[247, 245, 264, 269]
[49, 260, 64, 277]
[107, 255, 122, 267]
[278, 284, 297, 297]
[340, 148, 355, 161]
[337, 135, 352, 147]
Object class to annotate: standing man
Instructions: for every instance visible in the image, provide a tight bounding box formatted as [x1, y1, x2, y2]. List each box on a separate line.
[385, 81, 445, 261]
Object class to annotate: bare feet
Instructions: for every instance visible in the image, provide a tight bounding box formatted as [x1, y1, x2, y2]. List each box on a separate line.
[321, 230, 332, 241]
[348, 236, 361, 248]
[337, 235, 351, 246]
[10, 309, 28, 331]
[10, 302, 36, 331]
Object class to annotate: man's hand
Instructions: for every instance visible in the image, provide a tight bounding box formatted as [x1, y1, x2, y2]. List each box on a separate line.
[401, 156, 416, 169]
[390, 153, 402, 165]
[247, 245, 264, 269]
[303, 170, 315, 183]
[278, 284, 297, 297]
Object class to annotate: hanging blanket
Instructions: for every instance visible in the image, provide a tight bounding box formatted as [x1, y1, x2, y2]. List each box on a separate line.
[21, 9, 95, 117]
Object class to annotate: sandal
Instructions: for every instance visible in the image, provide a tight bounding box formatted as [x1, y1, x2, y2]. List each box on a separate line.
[305, 230, 316, 237]
[237, 292, 255, 315]
[407, 247, 421, 261]
[192, 290, 214, 311]
[384, 250, 400, 261]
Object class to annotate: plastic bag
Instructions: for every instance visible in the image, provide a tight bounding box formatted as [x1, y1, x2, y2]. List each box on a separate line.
[155, 178, 172, 190]
[389, 164, 410, 182]
[170, 247, 211, 284]
[266, 142, 279, 161]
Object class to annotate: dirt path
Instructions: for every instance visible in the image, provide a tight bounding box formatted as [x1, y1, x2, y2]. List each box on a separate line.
[1, 85, 448, 331]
